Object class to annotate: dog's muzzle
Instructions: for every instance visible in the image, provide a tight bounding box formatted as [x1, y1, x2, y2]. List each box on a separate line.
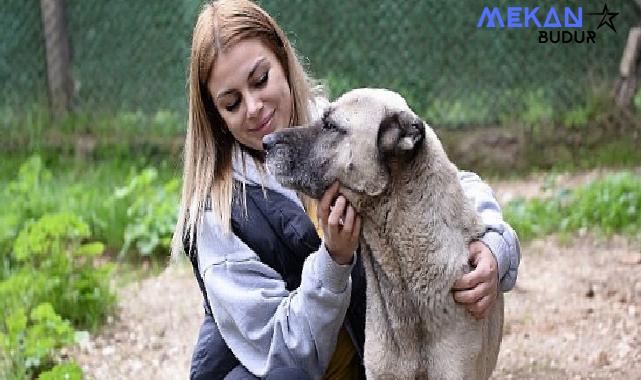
[262, 133, 279, 152]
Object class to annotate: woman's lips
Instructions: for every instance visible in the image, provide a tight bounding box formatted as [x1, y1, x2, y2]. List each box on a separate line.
[253, 110, 275, 133]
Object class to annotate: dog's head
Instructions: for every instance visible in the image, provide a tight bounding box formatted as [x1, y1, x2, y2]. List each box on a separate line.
[263, 88, 426, 205]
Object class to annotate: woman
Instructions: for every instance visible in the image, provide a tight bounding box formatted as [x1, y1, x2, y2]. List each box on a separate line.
[171, 1, 520, 379]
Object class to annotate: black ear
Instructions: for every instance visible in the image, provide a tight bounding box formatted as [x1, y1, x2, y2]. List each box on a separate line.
[377, 111, 425, 158]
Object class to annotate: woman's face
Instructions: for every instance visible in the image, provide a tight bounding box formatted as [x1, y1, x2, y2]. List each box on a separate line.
[208, 38, 292, 151]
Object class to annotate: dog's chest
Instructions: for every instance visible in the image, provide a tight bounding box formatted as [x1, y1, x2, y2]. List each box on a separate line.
[360, 221, 460, 328]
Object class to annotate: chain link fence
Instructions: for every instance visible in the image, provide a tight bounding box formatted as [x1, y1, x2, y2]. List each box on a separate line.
[1, 1, 48, 115]
[1, 0, 639, 127]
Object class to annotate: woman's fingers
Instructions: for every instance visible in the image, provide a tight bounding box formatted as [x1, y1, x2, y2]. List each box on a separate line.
[452, 269, 483, 291]
[317, 181, 362, 264]
[328, 195, 346, 230]
[453, 281, 487, 304]
[318, 182, 340, 225]
[341, 205, 356, 235]
[469, 295, 492, 320]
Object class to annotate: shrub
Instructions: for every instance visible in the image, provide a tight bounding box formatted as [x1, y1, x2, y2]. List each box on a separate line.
[0, 212, 115, 379]
[115, 167, 180, 258]
[37, 362, 83, 380]
[504, 172, 641, 241]
[9, 212, 115, 329]
[0, 304, 76, 378]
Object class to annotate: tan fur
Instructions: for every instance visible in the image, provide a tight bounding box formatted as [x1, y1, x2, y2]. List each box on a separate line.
[265, 88, 504, 379]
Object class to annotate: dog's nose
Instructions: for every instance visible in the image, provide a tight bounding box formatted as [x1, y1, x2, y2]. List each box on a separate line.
[262, 133, 278, 151]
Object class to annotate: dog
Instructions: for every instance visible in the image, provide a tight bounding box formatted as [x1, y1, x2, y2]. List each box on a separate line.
[263, 88, 503, 379]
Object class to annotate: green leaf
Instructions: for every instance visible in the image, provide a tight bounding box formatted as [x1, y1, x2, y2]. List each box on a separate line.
[37, 362, 83, 380]
[5, 308, 27, 338]
[75, 242, 105, 257]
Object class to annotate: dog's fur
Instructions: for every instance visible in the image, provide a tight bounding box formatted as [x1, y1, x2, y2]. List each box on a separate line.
[263, 89, 503, 379]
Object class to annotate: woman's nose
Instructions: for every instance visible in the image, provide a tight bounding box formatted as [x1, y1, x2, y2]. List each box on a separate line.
[245, 92, 263, 118]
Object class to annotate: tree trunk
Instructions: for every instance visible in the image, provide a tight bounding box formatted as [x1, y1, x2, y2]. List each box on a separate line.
[615, 27, 641, 109]
[40, 0, 73, 117]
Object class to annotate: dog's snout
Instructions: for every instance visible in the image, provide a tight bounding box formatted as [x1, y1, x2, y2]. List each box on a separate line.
[262, 133, 278, 151]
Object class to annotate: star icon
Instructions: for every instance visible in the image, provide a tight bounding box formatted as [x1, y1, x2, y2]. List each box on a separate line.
[587, 4, 619, 33]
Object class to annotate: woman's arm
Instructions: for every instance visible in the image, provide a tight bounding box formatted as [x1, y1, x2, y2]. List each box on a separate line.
[458, 170, 521, 291]
[197, 210, 353, 380]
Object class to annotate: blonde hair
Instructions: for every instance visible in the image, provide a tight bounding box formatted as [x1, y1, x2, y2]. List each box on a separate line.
[171, 0, 319, 259]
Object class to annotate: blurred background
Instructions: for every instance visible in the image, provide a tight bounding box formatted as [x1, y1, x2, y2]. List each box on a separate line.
[1, 1, 640, 379]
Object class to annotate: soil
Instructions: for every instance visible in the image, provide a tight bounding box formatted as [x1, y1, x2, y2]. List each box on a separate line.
[70, 169, 641, 379]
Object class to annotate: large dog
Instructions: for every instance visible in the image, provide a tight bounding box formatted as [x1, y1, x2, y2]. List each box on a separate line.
[263, 88, 503, 379]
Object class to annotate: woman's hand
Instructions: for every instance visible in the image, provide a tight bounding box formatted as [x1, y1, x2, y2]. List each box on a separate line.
[318, 182, 361, 265]
[452, 240, 499, 320]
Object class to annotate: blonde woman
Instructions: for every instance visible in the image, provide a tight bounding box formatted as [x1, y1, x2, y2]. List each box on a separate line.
[172, 1, 520, 379]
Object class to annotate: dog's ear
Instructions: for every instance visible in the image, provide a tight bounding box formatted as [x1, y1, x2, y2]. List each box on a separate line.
[377, 111, 425, 158]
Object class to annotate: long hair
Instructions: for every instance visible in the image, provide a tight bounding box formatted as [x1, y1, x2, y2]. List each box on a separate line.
[171, 0, 319, 259]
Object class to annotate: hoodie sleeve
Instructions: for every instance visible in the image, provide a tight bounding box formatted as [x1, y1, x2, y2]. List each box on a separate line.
[196, 211, 354, 379]
[458, 171, 521, 291]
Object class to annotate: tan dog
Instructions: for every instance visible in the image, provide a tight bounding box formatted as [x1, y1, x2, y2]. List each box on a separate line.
[263, 88, 503, 379]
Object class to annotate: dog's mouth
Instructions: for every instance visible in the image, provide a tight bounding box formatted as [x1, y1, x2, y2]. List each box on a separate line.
[264, 142, 331, 199]
[264, 144, 295, 178]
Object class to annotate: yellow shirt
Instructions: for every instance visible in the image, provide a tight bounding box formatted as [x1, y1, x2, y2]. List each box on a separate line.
[323, 327, 361, 380]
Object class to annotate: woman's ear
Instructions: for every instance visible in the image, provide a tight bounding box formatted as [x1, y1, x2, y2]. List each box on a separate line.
[377, 111, 425, 159]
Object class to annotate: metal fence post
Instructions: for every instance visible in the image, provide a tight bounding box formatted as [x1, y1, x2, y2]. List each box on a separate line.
[40, 0, 73, 117]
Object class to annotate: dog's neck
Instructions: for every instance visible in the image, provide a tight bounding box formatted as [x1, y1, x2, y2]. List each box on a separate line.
[359, 128, 482, 303]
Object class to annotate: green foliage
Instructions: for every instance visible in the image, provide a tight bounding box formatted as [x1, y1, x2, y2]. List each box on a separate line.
[521, 89, 554, 127]
[37, 362, 83, 380]
[560, 84, 613, 130]
[0, 156, 52, 257]
[503, 193, 567, 242]
[422, 96, 492, 126]
[322, 73, 361, 100]
[634, 88, 641, 112]
[565, 173, 641, 235]
[0, 205, 115, 378]
[13, 213, 90, 263]
[0, 154, 179, 255]
[7, 212, 115, 330]
[561, 107, 589, 129]
[115, 167, 180, 258]
[505, 172, 641, 241]
[55, 109, 183, 139]
[0, 303, 76, 379]
[0, 155, 182, 376]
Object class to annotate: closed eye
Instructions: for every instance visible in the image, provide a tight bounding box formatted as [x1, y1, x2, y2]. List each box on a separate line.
[255, 71, 269, 88]
[224, 97, 241, 112]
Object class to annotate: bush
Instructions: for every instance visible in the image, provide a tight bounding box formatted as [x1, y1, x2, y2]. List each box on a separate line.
[11, 213, 115, 329]
[37, 362, 83, 380]
[0, 156, 120, 379]
[0, 304, 75, 378]
[115, 167, 179, 259]
[504, 172, 641, 241]
[0, 153, 182, 377]
[0, 211, 115, 378]
[0, 154, 182, 257]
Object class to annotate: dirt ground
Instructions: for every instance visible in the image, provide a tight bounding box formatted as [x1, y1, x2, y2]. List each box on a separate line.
[70, 170, 641, 379]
